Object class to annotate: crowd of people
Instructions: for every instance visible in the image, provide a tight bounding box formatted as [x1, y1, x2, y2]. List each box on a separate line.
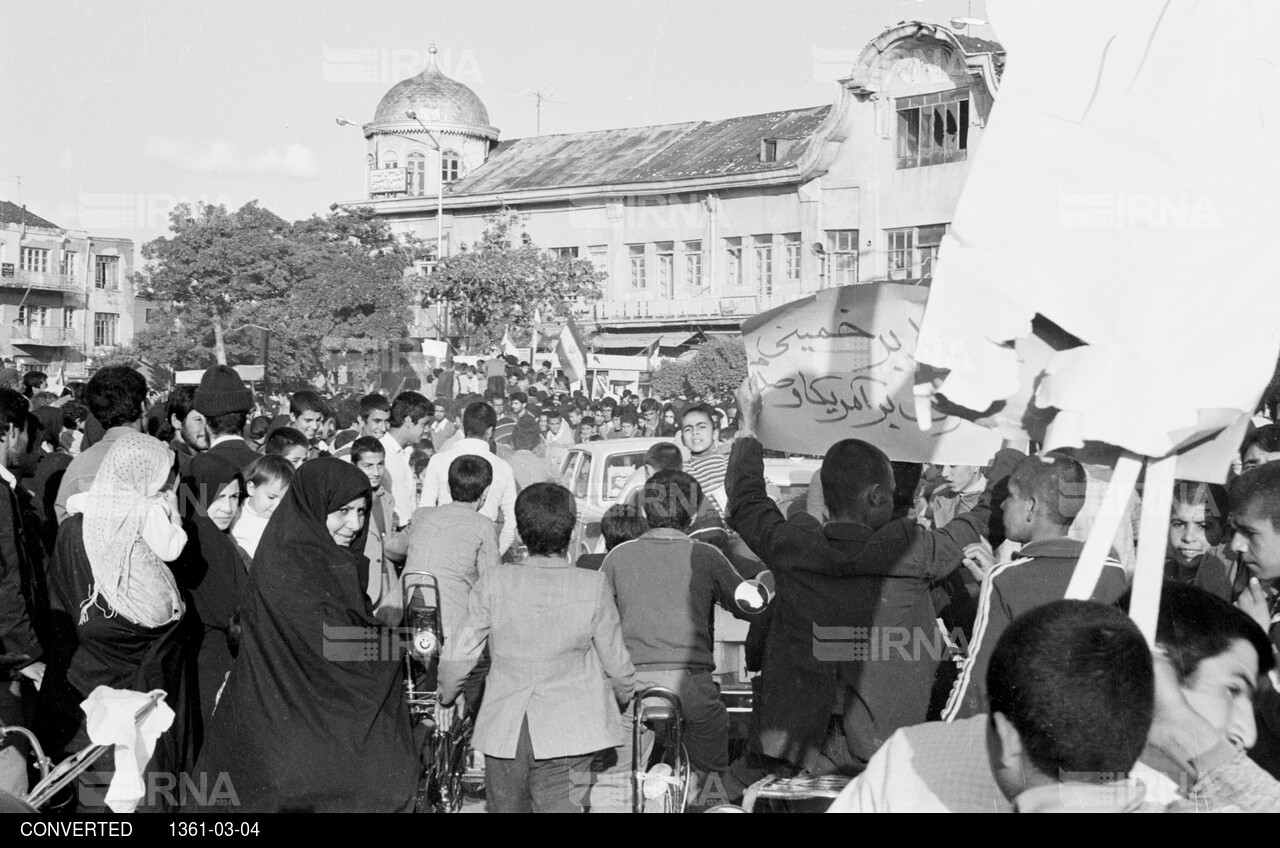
[1, 350, 1280, 813]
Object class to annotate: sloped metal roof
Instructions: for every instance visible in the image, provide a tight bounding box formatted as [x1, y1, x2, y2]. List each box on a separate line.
[0, 201, 59, 230]
[447, 105, 831, 195]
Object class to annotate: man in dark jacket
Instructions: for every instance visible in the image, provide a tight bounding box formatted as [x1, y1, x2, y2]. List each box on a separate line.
[722, 379, 1020, 798]
[0, 389, 45, 795]
[196, 366, 259, 472]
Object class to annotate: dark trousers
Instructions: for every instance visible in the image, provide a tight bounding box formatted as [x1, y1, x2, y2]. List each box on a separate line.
[487, 376, 506, 396]
[485, 715, 592, 813]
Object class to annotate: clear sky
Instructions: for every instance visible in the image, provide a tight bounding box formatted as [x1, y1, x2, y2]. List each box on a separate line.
[0, 0, 989, 248]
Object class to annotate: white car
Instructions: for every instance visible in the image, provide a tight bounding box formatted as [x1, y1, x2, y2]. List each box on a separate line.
[558, 437, 821, 562]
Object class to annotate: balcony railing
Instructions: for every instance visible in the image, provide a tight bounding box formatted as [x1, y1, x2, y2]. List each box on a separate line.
[11, 325, 78, 347]
[1, 271, 83, 294]
[587, 291, 803, 322]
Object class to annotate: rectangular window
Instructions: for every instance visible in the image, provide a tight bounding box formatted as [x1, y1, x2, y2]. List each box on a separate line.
[61, 251, 77, 279]
[887, 224, 947, 282]
[64, 308, 76, 330]
[550, 247, 578, 260]
[93, 312, 118, 347]
[94, 255, 119, 290]
[783, 233, 801, 283]
[683, 240, 702, 289]
[656, 242, 674, 296]
[17, 306, 49, 327]
[588, 245, 608, 273]
[628, 244, 646, 289]
[824, 229, 859, 286]
[761, 139, 778, 163]
[753, 236, 774, 296]
[896, 90, 969, 169]
[20, 248, 49, 274]
[725, 238, 743, 288]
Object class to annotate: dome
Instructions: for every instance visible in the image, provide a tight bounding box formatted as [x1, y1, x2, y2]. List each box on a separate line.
[373, 46, 491, 128]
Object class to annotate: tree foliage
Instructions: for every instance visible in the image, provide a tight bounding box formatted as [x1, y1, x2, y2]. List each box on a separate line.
[133, 202, 423, 387]
[650, 336, 747, 399]
[422, 208, 604, 351]
[650, 358, 691, 398]
[684, 336, 747, 398]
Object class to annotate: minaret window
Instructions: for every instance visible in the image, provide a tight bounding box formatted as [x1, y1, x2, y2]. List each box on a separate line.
[441, 150, 462, 184]
[406, 151, 427, 195]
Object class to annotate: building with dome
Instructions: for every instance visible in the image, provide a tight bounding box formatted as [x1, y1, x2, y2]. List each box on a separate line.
[337, 22, 1004, 370]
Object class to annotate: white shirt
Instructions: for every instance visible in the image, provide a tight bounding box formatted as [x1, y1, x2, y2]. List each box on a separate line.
[379, 432, 416, 526]
[208, 433, 242, 449]
[230, 504, 271, 561]
[420, 436, 518, 553]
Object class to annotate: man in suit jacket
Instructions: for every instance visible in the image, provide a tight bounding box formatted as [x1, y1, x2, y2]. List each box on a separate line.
[439, 482, 635, 813]
[195, 366, 260, 472]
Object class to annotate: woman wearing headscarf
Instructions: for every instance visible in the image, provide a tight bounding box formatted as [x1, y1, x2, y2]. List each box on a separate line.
[175, 452, 247, 752]
[186, 458, 419, 813]
[37, 431, 194, 812]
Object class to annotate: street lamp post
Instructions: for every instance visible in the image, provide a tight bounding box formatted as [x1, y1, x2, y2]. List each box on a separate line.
[335, 113, 450, 352]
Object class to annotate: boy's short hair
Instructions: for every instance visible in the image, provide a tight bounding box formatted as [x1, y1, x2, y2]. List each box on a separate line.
[1121, 581, 1274, 685]
[359, 393, 391, 417]
[350, 435, 386, 464]
[987, 600, 1153, 779]
[644, 442, 683, 471]
[515, 483, 576, 556]
[62, 401, 88, 430]
[166, 385, 199, 425]
[244, 454, 295, 489]
[1231, 462, 1280, 531]
[509, 392, 528, 406]
[639, 397, 661, 414]
[1171, 479, 1229, 521]
[617, 408, 639, 427]
[248, 415, 272, 442]
[389, 391, 433, 428]
[207, 410, 248, 438]
[601, 503, 649, 551]
[448, 455, 493, 504]
[1007, 451, 1087, 527]
[265, 426, 309, 455]
[1242, 423, 1280, 457]
[86, 365, 147, 429]
[579, 415, 596, 428]
[642, 469, 703, 531]
[289, 390, 327, 417]
[679, 403, 718, 430]
[463, 402, 497, 438]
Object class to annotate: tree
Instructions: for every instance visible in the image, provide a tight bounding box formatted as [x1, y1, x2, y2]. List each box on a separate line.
[650, 358, 692, 398]
[684, 336, 747, 398]
[137, 202, 293, 367]
[422, 208, 604, 351]
[134, 203, 424, 387]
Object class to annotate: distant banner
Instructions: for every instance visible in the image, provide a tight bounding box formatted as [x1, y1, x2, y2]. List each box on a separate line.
[741, 284, 1003, 464]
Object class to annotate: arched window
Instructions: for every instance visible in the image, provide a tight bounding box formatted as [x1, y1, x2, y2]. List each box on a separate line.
[441, 150, 462, 184]
[383, 151, 398, 169]
[367, 153, 375, 170]
[405, 150, 427, 196]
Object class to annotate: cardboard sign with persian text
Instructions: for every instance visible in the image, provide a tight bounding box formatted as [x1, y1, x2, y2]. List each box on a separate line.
[741, 284, 1003, 464]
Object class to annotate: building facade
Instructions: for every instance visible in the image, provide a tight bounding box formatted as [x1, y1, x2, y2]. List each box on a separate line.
[0, 200, 144, 378]
[340, 22, 1004, 356]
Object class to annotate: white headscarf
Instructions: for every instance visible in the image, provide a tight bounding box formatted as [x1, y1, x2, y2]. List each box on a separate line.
[78, 431, 185, 628]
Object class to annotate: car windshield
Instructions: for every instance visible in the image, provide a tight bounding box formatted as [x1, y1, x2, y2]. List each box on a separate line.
[602, 452, 645, 501]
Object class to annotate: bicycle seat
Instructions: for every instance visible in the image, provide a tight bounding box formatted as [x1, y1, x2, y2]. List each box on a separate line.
[639, 702, 677, 724]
